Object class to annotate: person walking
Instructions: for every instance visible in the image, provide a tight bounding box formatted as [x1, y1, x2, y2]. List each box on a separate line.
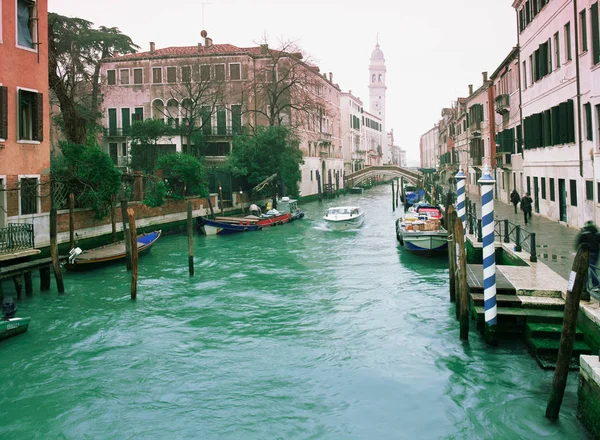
[520, 192, 533, 225]
[576, 220, 600, 292]
[510, 189, 521, 214]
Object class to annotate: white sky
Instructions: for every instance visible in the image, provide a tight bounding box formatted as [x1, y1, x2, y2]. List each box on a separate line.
[49, 0, 517, 166]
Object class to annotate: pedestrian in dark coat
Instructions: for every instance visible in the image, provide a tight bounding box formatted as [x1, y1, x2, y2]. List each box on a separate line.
[576, 220, 600, 291]
[510, 189, 521, 214]
[520, 193, 533, 225]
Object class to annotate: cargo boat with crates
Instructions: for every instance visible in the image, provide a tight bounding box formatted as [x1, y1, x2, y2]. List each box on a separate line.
[395, 205, 448, 256]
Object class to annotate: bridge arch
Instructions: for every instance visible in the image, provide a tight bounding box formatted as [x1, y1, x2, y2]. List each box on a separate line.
[344, 165, 422, 187]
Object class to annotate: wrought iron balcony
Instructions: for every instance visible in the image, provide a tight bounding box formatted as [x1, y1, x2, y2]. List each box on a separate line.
[103, 127, 127, 137]
[0, 223, 35, 255]
[495, 94, 510, 115]
[318, 132, 332, 144]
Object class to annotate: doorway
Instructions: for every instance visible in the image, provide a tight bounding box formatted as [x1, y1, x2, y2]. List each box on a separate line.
[559, 179, 567, 222]
[533, 177, 539, 213]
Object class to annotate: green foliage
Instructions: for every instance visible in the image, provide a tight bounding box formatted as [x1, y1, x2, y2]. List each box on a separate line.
[129, 119, 174, 173]
[156, 153, 208, 199]
[227, 126, 304, 197]
[52, 142, 122, 219]
[143, 179, 167, 208]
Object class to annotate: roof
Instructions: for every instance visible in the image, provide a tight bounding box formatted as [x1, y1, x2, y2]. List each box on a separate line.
[110, 44, 270, 62]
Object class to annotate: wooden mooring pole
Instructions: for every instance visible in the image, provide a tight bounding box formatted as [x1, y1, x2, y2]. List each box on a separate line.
[121, 200, 132, 270]
[50, 204, 65, 294]
[218, 180, 224, 215]
[391, 179, 395, 212]
[68, 192, 75, 250]
[545, 243, 589, 420]
[127, 208, 138, 300]
[454, 217, 469, 340]
[187, 201, 194, 277]
[110, 194, 117, 243]
[447, 205, 457, 303]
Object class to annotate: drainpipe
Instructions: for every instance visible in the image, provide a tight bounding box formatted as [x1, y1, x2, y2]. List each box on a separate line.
[574, 0, 584, 178]
[488, 78, 497, 199]
[515, 6, 524, 194]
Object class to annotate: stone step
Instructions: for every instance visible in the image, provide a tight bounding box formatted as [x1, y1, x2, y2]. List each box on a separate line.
[526, 337, 592, 358]
[472, 306, 527, 324]
[519, 296, 565, 311]
[470, 293, 522, 307]
[523, 308, 565, 324]
[525, 322, 584, 340]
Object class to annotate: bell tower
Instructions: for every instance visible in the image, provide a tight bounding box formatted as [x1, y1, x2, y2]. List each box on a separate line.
[368, 41, 387, 122]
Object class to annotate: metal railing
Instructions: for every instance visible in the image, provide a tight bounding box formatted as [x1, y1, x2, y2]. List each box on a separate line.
[0, 223, 35, 254]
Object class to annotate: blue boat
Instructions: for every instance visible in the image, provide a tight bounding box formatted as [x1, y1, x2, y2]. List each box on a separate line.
[198, 217, 262, 235]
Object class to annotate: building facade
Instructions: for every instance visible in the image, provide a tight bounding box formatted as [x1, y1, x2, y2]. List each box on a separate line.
[420, 125, 439, 169]
[99, 33, 344, 198]
[0, 0, 51, 246]
[514, 0, 600, 227]
[340, 92, 366, 174]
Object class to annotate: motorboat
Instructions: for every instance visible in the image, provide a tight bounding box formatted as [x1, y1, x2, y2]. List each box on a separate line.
[323, 206, 364, 230]
[396, 205, 448, 256]
[1, 297, 30, 341]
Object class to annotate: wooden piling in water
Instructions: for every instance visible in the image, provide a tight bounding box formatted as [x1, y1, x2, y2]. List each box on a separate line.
[391, 180, 395, 212]
[13, 276, 22, 299]
[454, 217, 469, 340]
[121, 200, 132, 270]
[69, 192, 75, 250]
[545, 243, 589, 420]
[447, 205, 457, 303]
[187, 201, 194, 277]
[39, 266, 51, 291]
[127, 208, 138, 300]
[50, 204, 65, 294]
[218, 181, 224, 215]
[24, 271, 33, 297]
[111, 194, 117, 243]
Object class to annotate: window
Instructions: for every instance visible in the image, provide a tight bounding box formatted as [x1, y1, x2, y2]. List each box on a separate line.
[166, 67, 177, 83]
[554, 32, 560, 67]
[529, 54, 534, 85]
[585, 103, 593, 140]
[550, 178, 556, 201]
[18, 89, 43, 141]
[597, 104, 600, 142]
[133, 68, 143, 85]
[570, 179, 577, 206]
[541, 177, 546, 199]
[229, 63, 241, 81]
[16, 0, 36, 50]
[0, 86, 7, 140]
[597, 181, 600, 203]
[107, 108, 117, 135]
[200, 65, 211, 81]
[565, 22, 572, 61]
[231, 104, 242, 135]
[121, 108, 131, 132]
[310, 170, 313, 181]
[20, 177, 38, 215]
[107, 70, 116, 86]
[580, 9, 588, 52]
[132, 107, 144, 122]
[522, 60, 527, 88]
[119, 69, 130, 85]
[152, 67, 162, 84]
[215, 64, 225, 81]
[181, 66, 191, 83]
[586, 180, 594, 200]
[593, 2, 600, 65]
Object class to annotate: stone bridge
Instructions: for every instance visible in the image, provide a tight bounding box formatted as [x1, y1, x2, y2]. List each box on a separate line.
[345, 165, 422, 187]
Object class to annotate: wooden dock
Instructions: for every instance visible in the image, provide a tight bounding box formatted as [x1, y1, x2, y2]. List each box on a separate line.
[0, 256, 67, 298]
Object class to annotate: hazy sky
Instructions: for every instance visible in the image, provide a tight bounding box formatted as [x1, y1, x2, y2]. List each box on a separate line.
[49, 0, 517, 166]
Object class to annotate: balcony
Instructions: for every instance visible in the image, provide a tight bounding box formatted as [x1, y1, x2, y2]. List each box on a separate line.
[470, 124, 482, 137]
[471, 156, 482, 166]
[103, 127, 127, 137]
[200, 125, 246, 137]
[318, 132, 332, 144]
[495, 94, 510, 115]
[0, 223, 34, 255]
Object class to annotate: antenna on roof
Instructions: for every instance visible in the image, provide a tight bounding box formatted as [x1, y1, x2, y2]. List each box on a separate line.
[202, 2, 212, 30]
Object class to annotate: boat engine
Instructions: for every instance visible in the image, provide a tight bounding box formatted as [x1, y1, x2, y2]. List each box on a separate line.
[2, 297, 17, 320]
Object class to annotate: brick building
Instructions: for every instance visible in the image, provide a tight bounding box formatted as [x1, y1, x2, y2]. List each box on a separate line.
[0, 0, 51, 249]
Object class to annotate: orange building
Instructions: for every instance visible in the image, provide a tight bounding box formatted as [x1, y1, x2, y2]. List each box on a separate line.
[0, 0, 51, 250]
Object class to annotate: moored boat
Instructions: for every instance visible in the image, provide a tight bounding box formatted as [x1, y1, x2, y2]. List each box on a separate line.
[64, 230, 162, 271]
[323, 206, 364, 230]
[396, 205, 448, 256]
[199, 217, 262, 235]
[1, 297, 30, 341]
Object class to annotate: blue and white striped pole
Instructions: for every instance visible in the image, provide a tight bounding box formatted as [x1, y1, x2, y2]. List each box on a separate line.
[478, 166, 497, 344]
[455, 171, 466, 234]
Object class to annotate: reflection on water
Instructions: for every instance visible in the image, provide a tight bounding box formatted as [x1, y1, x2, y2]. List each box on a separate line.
[0, 185, 588, 439]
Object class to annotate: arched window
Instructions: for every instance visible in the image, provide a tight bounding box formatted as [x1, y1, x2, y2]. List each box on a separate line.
[372, 74, 376, 82]
[378, 74, 382, 82]
[166, 99, 179, 127]
[152, 99, 165, 120]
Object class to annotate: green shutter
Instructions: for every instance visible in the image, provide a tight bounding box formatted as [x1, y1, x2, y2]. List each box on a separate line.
[585, 103, 593, 140]
[121, 108, 131, 133]
[108, 108, 117, 135]
[0, 86, 7, 140]
[216, 108, 226, 135]
[551, 105, 560, 146]
[592, 3, 600, 64]
[558, 102, 568, 144]
[566, 99, 575, 143]
[232, 105, 242, 135]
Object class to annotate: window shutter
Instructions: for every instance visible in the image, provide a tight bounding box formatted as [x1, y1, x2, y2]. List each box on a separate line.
[0, 86, 7, 140]
[33, 92, 44, 141]
[566, 99, 575, 143]
[559, 102, 568, 144]
[592, 3, 600, 64]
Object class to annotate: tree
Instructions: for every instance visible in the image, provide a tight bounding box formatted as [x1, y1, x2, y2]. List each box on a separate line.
[227, 126, 304, 198]
[52, 142, 122, 219]
[48, 13, 139, 144]
[128, 119, 174, 174]
[156, 153, 208, 199]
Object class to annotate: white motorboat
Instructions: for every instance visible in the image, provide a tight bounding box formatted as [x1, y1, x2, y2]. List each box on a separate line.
[323, 206, 365, 230]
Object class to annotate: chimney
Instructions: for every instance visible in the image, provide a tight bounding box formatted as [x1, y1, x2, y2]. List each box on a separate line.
[205, 37, 213, 48]
[197, 42, 202, 52]
[150, 42, 155, 53]
[468, 84, 473, 95]
[328, 72, 332, 82]
[260, 43, 268, 54]
[482, 71, 488, 82]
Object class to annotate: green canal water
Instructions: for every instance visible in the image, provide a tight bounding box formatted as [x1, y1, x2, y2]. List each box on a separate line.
[0, 186, 589, 439]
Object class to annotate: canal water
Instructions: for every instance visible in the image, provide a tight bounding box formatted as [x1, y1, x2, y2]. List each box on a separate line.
[0, 185, 589, 439]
